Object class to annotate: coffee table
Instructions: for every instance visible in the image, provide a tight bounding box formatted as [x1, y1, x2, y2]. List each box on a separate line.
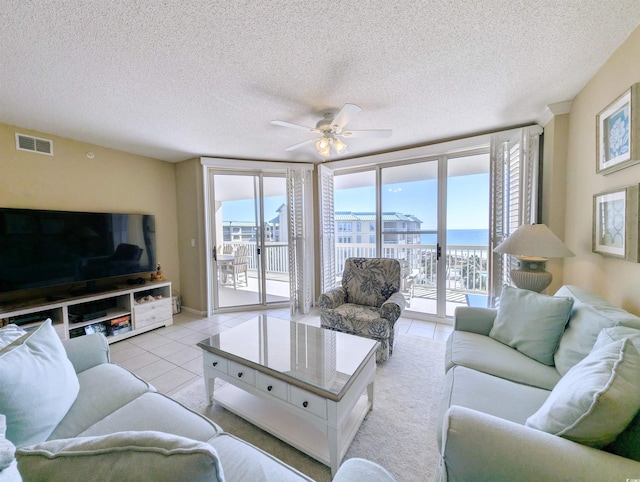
[197, 315, 378, 476]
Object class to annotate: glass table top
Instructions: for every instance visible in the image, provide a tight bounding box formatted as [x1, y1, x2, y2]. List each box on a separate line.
[198, 315, 378, 399]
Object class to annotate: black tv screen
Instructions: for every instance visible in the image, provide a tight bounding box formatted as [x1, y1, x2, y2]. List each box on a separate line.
[0, 208, 156, 293]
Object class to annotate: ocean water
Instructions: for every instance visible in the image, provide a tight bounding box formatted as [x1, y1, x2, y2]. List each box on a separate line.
[420, 229, 489, 246]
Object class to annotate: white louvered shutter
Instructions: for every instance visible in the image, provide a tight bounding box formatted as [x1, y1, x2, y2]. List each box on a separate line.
[287, 167, 314, 316]
[489, 126, 542, 298]
[318, 164, 336, 293]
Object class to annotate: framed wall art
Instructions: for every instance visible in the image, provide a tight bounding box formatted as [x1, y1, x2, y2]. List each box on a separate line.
[592, 184, 640, 261]
[596, 83, 640, 175]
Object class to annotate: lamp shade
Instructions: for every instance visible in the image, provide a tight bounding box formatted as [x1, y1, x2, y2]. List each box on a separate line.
[494, 224, 574, 259]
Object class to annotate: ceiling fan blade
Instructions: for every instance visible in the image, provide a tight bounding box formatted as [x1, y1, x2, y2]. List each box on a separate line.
[271, 120, 320, 133]
[340, 129, 393, 139]
[331, 103, 361, 131]
[284, 137, 319, 151]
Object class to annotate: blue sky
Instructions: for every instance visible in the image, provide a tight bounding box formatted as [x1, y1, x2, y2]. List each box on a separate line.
[221, 172, 489, 230]
[336, 173, 489, 230]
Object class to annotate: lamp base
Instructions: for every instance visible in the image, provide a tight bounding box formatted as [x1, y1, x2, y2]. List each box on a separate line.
[509, 258, 552, 293]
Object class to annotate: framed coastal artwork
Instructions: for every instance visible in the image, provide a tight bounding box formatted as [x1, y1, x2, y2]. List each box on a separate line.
[592, 184, 640, 261]
[596, 83, 640, 175]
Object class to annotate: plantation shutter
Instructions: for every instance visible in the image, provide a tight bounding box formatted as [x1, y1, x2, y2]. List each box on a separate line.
[489, 126, 542, 298]
[318, 164, 336, 293]
[287, 166, 314, 316]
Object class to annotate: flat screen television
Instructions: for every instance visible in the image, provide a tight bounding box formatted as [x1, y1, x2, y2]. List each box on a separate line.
[0, 208, 156, 294]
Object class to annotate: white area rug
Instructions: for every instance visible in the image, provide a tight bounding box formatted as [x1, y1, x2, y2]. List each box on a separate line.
[172, 334, 446, 481]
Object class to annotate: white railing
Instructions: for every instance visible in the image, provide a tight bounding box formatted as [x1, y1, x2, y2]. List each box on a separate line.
[337, 243, 489, 293]
[228, 241, 489, 294]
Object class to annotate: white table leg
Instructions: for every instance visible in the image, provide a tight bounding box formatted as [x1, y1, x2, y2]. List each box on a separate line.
[204, 373, 215, 405]
[328, 424, 340, 477]
[366, 380, 375, 414]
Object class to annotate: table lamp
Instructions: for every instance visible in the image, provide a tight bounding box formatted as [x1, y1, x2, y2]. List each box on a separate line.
[493, 224, 574, 292]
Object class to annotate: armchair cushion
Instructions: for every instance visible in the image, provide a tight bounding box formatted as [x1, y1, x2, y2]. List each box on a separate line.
[342, 258, 401, 307]
[526, 338, 640, 448]
[489, 286, 573, 366]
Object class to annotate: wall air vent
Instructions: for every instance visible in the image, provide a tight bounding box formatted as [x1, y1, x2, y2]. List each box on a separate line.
[15, 133, 53, 156]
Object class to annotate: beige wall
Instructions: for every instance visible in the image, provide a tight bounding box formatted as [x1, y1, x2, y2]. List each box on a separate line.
[562, 25, 640, 314]
[175, 158, 207, 313]
[541, 113, 570, 295]
[0, 122, 180, 299]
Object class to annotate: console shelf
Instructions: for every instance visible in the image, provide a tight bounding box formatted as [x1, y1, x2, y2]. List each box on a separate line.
[0, 281, 172, 343]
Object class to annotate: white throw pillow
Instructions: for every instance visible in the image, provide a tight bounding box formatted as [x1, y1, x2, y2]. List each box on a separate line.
[0, 320, 79, 447]
[525, 338, 640, 447]
[489, 285, 573, 365]
[16, 431, 225, 482]
[0, 324, 27, 350]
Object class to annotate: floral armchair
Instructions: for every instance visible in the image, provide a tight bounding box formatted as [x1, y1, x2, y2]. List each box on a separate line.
[318, 257, 406, 362]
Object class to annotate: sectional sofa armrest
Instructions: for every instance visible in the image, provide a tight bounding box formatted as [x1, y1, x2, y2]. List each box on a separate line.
[440, 406, 640, 482]
[318, 287, 347, 309]
[452, 307, 496, 335]
[62, 333, 110, 373]
[380, 292, 406, 322]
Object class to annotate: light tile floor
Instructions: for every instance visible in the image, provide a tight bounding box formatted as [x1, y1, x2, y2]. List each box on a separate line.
[110, 308, 453, 397]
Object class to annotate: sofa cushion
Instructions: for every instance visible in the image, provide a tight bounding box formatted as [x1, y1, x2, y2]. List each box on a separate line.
[437, 365, 550, 448]
[489, 286, 573, 366]
[77, 392, 222, 442]
[593, 325, 640, 352]
[49, 363, 154, 440]
[445, 331, 561, 390]
[17, 431, 225, 482]
[207, 432, 313, 481]
[526, 338, 640, 448]
[554, 285, 640, 375]
[0, 320, 79, 447]
[0, 415, 16, 472]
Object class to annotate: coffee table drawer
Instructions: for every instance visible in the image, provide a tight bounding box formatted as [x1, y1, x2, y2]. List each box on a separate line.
[256, 372, 288, 402]
[203, 351, 228, 375]
[228, 360, 256, 385]
[290, 385, 327, 419]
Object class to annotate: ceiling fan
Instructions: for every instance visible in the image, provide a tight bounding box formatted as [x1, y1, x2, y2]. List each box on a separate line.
[271, 103, 392, 158]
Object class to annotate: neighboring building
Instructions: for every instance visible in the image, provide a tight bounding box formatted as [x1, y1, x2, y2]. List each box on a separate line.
[223, 205, 288, 243]
[222, 221, 275, 243]
[335, 212, 422, 244]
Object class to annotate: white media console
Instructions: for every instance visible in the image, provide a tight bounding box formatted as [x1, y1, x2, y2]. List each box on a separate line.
[0, 281, 172, 342]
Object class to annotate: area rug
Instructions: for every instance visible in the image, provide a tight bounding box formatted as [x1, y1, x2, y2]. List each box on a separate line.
[172, 334, 446, 481]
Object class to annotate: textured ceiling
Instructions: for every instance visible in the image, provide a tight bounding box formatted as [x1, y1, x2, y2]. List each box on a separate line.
[1, 1, 639, 163]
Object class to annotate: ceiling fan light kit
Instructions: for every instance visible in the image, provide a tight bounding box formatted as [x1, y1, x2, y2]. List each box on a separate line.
[271, 103, 392, 159]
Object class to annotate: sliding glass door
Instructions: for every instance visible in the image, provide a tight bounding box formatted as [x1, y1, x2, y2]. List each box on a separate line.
[209, 172, 289, 310]
[330, 152, 490, 320]
[380, 160, 440, 316]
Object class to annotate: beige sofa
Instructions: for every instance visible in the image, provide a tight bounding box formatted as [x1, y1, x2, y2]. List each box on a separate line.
[0, 321, 395, 481]
[437, 285, 640, 481]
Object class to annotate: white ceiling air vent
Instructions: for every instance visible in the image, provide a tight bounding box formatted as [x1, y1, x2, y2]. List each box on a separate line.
[15, 133, 53, 155]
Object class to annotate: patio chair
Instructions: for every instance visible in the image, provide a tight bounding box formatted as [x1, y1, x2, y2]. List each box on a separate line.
[318, 257, 406, 362]
[221, 244, 249, 288]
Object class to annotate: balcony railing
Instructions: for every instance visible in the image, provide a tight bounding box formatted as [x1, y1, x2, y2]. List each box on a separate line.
[337, 243, 488, 294]
[226, 241, 489, 296]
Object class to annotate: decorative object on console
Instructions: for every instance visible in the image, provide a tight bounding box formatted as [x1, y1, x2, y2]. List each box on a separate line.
[149, 263, 164, 282]
[596, 83, 640, 175]
[493, 223, 575, 292]
[592, 184, 640, 261]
